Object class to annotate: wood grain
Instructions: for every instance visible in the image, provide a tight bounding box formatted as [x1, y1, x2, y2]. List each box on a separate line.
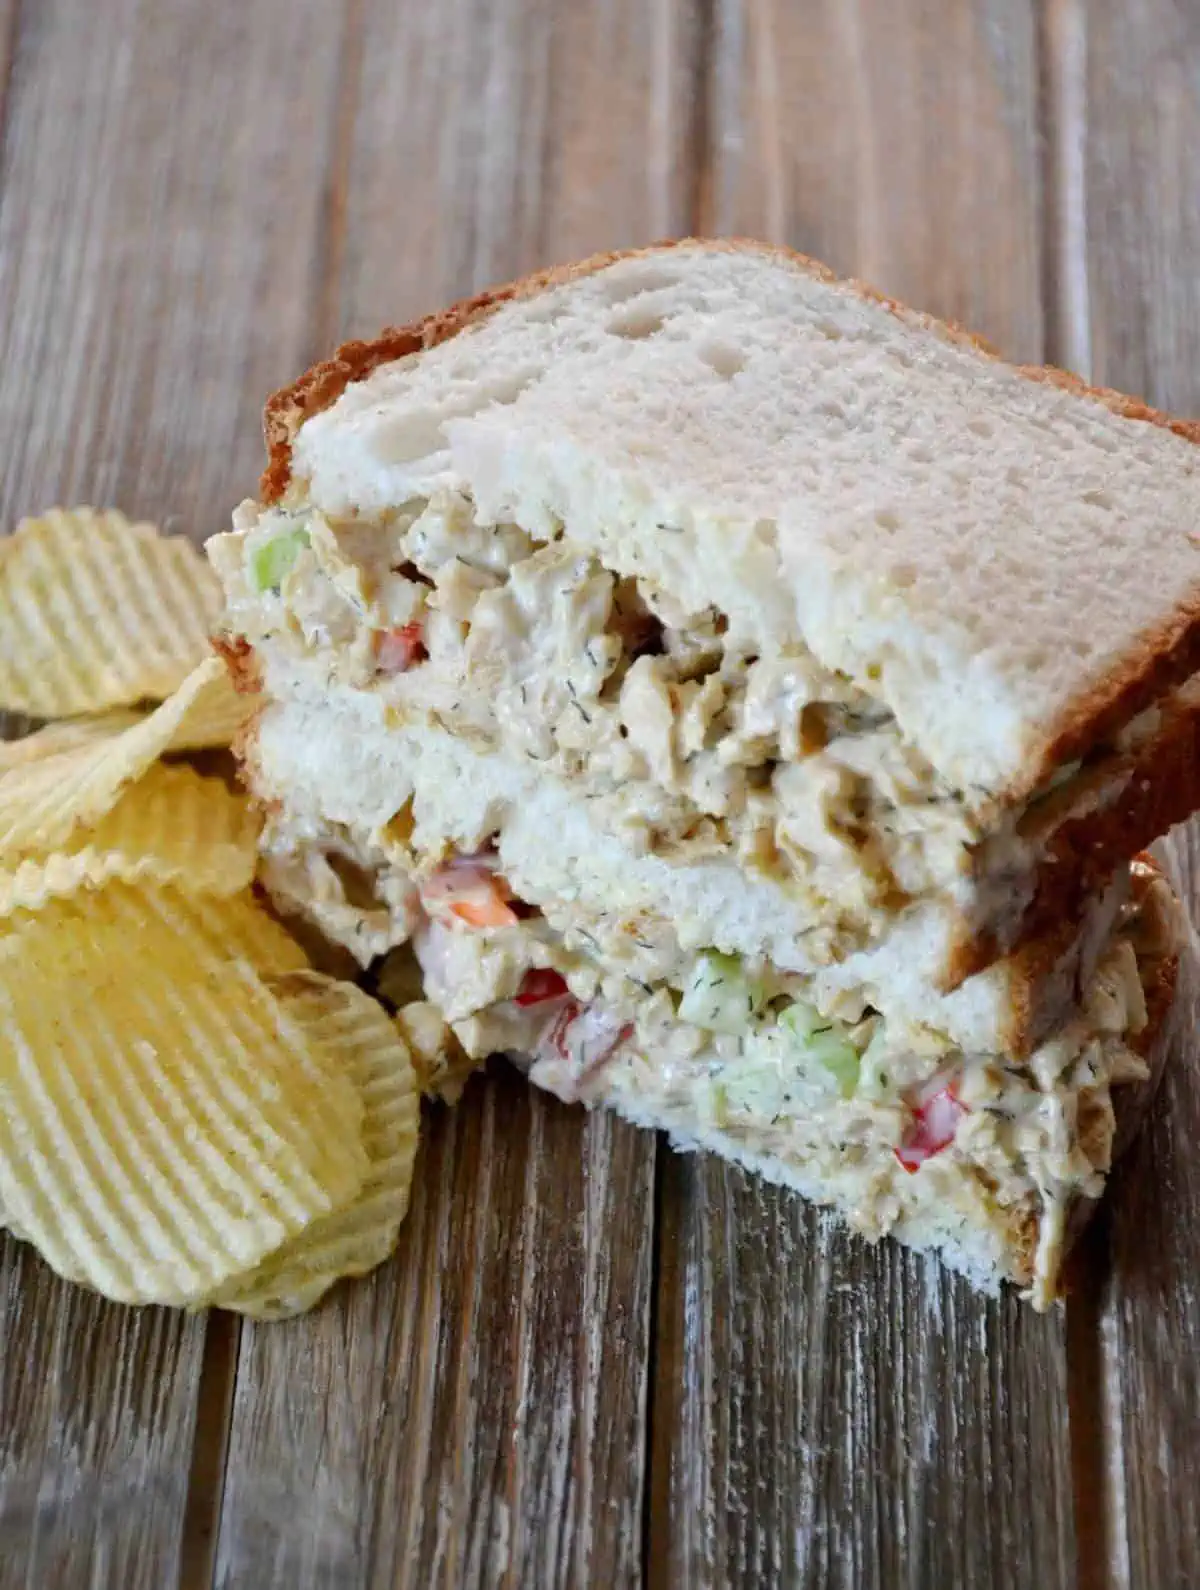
[706, 0, 1044, 360]
[0, 2, 347, 1584]
[216, 1071, 655, 1588]
[213, 2, 699, 1583]
[1071, 10, 1200, 1585]
[648, 5, 1078, 1586]
[652, 1159, 1077, 1590]
[0, 1246, 201, 1590]
[0, 0, 346, 537]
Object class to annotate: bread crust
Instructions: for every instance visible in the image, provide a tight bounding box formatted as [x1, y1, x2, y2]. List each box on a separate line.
[1058, 856, 1182, 1288]
[946, 687, 1200, 987]
[258, 237, 1200, 809]
[211, 632, 263, 696]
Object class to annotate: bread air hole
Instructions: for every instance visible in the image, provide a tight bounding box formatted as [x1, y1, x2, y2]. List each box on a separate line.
[608, 306, 666, 341]
[696, 340, 745, 380]
[600, 267, 681, 305]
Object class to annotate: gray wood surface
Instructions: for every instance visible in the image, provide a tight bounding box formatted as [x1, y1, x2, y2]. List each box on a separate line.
[1070, 6, 1200, 1587]
[651, 1162, 1077, 1590]
[0, 2, 1198, 1587]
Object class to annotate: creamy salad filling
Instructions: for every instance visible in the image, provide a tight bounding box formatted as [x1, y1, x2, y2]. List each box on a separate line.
[211, 492, 993, 927]
[255, 808, 1160, 1304]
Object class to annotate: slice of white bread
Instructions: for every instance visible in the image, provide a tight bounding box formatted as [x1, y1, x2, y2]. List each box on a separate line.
[249, 239, 1200, 984]
[243, 672, 1132, 1060]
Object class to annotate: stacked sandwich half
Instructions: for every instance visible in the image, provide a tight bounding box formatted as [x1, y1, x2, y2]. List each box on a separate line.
[208, 241, 1196, 1305]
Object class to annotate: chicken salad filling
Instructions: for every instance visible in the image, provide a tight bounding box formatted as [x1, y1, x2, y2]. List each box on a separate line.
[256, 815, 1162, 1302]
[211, 492, 1002, 923]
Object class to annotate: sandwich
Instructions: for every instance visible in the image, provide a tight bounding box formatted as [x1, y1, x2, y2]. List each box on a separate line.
[207, 240, 1193, 1303]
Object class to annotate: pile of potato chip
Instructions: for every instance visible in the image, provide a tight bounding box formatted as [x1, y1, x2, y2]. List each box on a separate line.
[0, 510, 421, 1319]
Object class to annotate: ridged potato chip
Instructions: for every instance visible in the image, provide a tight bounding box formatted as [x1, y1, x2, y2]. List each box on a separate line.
[0, 883, 366, 1304]
[212, 974, 420, 1319]
[164, 664, 257, 753]
[0, 508, 222, 716]
[0, 656, 245, 863]
[0, 710, 144, 771]
[0, 876, 312, 971]
[0, 762, 259, 913]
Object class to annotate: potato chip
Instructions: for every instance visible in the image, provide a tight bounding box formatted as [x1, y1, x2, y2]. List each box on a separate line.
[0, 656, 245, 863]
[212, 973, 419, 1319]
[164, 664, 258, 753]
[0, 763, 259, 913]
[0, 875, 311, 971]
[0, 508, 222, 716]
[0, 710, 144, 771]
[0, 883, 366, 1304]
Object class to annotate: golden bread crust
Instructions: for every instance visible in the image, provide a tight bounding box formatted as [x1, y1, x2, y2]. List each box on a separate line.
[946, 693, 1200, 987]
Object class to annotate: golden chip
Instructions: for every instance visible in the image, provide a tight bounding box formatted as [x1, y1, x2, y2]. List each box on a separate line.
[164, 665, 257, 753]
[0, 883, 366, 1304]
[0, 880, 310, 992]
[0, 763, 260, 914]
[0, 656, 245, 863]
[212, 973, 420, 1319]
[0, 710, 144, 771]
[0, 508, 222, 716]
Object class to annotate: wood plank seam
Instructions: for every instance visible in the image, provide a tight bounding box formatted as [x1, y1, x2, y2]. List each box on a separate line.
[687, 0, 717, 236]
[177, 1312, 240, 1590]
[1038, 0, 1093, 380]
[641, 1134, 668, 1590]
[0, 0, 23, 201]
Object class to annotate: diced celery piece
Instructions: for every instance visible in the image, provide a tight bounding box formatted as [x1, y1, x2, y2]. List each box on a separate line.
[777, 999, 825, 1041]
[856, 1028, 894, 1101]
[709, 1080, 731, 1128]
[679, 950, 768, 1035]
[776, 999, 860, 1098]
[807, 1032, 860, 1099]
[248, 527, 309, 593]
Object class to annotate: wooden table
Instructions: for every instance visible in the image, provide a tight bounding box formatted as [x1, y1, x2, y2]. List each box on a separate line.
[1, 2, 1198, 1585]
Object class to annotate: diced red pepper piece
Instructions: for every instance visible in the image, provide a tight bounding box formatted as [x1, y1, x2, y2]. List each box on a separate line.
[546, 999, 584, 1059]
[375, 623, 427, 675]
[894, 1086, 967, 1173]
[449, 893, 519, 928]
[421, 860, 518, 928]
[515, 968, 570, 1006]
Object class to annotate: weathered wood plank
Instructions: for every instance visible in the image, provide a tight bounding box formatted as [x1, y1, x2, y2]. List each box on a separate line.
[0, 2, 346, 1584]
[649, 5, 1078, 1587]
[0, 0, 345, 538]
[653, 1162, 1077, 1590]
[217, 1072, 655, 1587]
[1071, 6, 1200, 1583]
[214, 2, 700, 1583]
[706, 0, 1044, 360]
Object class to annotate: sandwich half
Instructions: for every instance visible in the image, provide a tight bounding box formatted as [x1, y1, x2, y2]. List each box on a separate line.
[209, 240, 1196, 1299]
